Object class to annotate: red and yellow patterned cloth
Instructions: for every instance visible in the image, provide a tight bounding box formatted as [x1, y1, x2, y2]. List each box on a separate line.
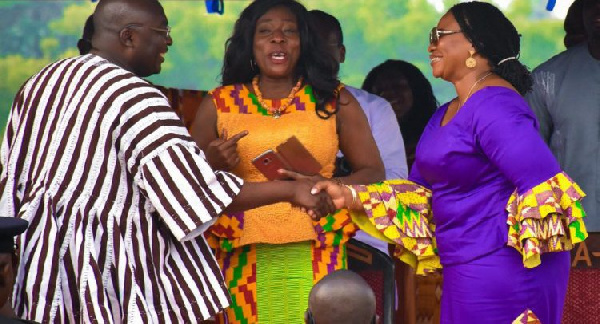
[506, 172, 588, 268]
[512, 309, 542, 324]
[348, 172, 587, 275]
[348, 180, 441, 275]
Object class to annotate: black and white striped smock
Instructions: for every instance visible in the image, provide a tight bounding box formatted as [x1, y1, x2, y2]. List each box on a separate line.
[0, 54, 242, 323]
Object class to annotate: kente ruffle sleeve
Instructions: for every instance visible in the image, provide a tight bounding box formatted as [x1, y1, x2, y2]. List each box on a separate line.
[506, 172, 588, 268]
[348, 180, 441, 275]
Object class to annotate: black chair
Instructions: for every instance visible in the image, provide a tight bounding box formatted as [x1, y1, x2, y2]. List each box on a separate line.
[347, 238, 395, 324]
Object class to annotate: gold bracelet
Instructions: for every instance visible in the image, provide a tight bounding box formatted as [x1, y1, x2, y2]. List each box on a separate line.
[345, 185, 357, 209]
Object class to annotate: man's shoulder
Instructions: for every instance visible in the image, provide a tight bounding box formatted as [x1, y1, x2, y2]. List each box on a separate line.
[38, 54, 145, 83]
[533, 44, 588, 74]
[345, 85, 377, 100]
[52, 54, 105, 70]
[25, 55, 87, 85]
[79, 56, 167, 103]
[345, 85, 390, 108]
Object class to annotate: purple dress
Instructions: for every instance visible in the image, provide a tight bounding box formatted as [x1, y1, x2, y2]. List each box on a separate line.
[410, 87, 570, 323]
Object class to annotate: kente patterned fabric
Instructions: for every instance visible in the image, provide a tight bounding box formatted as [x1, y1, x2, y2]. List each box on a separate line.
[210, 83, 340, 245]
[506, 172, 588, 268]
[512, 309, 542, 324]
[206, 83, 357, 323]
[348, 180, 441, 275]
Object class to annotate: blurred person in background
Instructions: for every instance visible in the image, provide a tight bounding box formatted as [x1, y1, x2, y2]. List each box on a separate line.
[362, 59, 438, 168]
[563, 0, 587, 48]
[307, 9, 407, 262]
[527, 0, 600, 234]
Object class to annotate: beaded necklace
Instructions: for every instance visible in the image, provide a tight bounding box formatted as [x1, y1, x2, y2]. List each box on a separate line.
[251, 75, 304, 118]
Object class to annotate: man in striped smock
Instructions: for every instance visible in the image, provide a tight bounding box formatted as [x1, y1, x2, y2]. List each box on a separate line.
[0, 0, 332, 322]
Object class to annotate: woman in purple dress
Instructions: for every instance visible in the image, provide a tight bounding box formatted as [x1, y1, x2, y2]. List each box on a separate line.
[304, 2, 588, 323]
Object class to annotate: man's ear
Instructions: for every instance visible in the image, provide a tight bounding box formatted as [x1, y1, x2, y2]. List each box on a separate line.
[339, 45, 346, 64]
[119, 27, 135, 47]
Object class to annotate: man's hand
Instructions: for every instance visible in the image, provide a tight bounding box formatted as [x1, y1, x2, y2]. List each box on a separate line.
[204, 129, 248, 171]
[279, 169, 345, 216]
[289, 180, 336, 220]
[311, 180, 348, 210]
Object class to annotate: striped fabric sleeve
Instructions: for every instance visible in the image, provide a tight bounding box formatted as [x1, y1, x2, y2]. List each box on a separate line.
[117, 86, 243, 241]
[140, 143, 243, 241]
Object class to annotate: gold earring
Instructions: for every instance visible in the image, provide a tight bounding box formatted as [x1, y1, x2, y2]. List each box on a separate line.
[465, 50, 477, 68]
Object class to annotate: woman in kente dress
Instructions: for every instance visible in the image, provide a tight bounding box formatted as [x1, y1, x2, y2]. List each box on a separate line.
[189, 0, 384, 322]
[310, 2, 588, 323]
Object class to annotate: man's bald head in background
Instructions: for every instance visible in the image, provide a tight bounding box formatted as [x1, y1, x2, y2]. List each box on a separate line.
[306, 270, 376, 324]
[93, 0, 164, 31]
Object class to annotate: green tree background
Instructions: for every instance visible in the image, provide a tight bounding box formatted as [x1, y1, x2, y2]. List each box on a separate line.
[0, 0, 570, 135]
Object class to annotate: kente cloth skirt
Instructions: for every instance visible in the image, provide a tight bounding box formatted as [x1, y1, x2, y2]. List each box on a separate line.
[213, 241, 348, 324]
[440, 246, 570, 324]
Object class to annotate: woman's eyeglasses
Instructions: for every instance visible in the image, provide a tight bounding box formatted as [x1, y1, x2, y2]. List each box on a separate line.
[429, 27, 461, 45]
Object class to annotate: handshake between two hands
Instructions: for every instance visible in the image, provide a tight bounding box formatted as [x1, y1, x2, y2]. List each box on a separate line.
[277, 169, 350, 221]
[203, 130, 353, 220]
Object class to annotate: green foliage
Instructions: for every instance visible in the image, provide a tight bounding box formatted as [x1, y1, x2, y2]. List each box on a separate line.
[49, 3, 95, 35]
[505, 0, 533, 19]
[148, 1, 251, 89]
[40, 38, 60, 59]
[0, 1, 69, 57]
[0, 55, 53, 134]
[0, 0, 572, 135]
